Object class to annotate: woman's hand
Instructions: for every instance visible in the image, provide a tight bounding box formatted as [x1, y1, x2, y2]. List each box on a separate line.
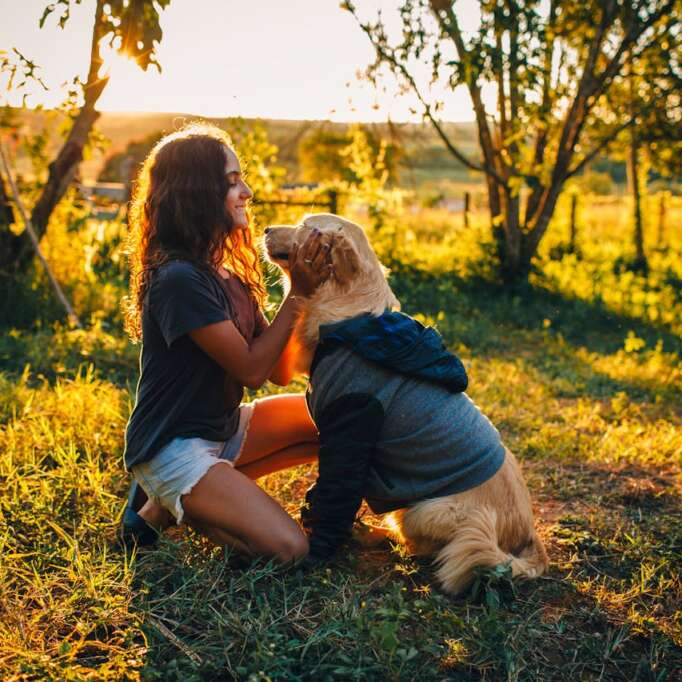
[289, 229, 332, 298]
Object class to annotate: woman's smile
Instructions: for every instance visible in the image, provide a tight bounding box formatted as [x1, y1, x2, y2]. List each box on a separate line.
[224, 147, 253, 229]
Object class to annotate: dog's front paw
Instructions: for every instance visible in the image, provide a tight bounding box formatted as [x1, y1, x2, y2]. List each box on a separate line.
[352, 523, 393, 548]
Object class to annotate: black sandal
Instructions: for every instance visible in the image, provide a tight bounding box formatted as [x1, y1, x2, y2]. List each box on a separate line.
[120, 479, 159, 548]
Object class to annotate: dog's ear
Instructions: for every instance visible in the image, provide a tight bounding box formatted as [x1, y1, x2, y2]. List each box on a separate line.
[330, 231, 360, 285]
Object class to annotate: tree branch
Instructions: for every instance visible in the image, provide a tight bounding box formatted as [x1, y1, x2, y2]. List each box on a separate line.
[505, 0, 520, 127]
[565, 116, 637, 179]
[558, 0, 617, 154]
[527, 0, 618, 233]
[587, 1, 678, 112]
[494, 9, 508, 141]
[527, 1, 676, 244]
[525, 0, 557, 228]
[0, 140, 82, 328]
[428, 1, 508, 187]
[83, 0, 109, 108]
[350, 7, 508, 186]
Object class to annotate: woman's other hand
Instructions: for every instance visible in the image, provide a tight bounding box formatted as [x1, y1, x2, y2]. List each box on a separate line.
[289, 229, 332, 298]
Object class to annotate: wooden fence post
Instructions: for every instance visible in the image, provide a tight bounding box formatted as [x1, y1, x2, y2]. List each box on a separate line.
[657, 192, 667, 249]
[463, 191, 470, 228]
[569, 192, 578, 252]
[327, 189, 338, 215]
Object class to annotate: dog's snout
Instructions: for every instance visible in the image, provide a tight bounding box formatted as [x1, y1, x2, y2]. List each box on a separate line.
[264, 227, 272, 234]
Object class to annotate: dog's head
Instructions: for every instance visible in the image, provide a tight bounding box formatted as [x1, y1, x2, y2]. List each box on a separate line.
[264, 213, 400, 345]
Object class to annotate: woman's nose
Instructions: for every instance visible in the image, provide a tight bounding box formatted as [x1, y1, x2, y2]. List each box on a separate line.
[242, 183, 253, 199]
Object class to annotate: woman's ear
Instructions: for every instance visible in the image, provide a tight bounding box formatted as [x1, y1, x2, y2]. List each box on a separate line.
[330, 232, 360, 286]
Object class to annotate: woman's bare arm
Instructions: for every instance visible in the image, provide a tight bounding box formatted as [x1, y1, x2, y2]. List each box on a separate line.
[189, 231, 329, 389]
[267, 330, 304, 386]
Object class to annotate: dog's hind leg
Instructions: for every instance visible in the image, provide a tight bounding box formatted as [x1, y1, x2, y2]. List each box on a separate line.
[434, 506, 548, 595]
[392, 498, 469, 556]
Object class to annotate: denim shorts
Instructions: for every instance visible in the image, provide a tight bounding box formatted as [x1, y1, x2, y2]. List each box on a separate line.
[131, 402, 255, 524]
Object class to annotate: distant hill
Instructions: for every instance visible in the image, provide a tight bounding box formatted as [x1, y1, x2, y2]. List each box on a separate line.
[7, 108, 480, 186]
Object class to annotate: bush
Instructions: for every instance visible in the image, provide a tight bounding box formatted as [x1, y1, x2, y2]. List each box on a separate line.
[577, 170, 615, 196]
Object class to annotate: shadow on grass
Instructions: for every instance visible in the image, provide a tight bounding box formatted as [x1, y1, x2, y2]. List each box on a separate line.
[389, 264, 681, 408]
[509, 331, 681, 412]
[389, 263, 682, 357]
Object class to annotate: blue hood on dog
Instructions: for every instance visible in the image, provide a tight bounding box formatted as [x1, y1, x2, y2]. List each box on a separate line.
[311, 310, 468, 393]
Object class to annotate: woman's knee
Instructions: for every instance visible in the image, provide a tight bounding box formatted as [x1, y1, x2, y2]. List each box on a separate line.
[193, 519, 308, 563]
[268, 530, 309, 563]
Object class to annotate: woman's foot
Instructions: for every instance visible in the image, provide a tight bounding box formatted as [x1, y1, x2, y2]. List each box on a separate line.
[120, 480, 171, 548]
[138, 499, 173, 530]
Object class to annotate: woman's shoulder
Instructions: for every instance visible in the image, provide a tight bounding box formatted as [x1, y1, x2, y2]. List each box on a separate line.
[154, 259, 214, 285]
[151, 259, 221, 298]
[156, 258, 205, 278]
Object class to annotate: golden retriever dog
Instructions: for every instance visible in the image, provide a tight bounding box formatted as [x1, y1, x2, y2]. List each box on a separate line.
[264, 213, 548, 594]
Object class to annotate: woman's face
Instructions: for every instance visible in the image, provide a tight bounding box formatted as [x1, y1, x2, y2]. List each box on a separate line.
[224, 147, 253, 230]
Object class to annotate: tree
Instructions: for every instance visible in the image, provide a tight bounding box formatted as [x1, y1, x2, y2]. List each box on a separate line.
[599, 19, 682, 271]
[1, 0, 170, 273]
[629, 31, 682, 266]
[344, 0, 680, 282]
[298, 125, 402, 185]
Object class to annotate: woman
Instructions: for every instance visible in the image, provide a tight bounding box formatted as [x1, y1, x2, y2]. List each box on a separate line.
[121, 123, 329, 562]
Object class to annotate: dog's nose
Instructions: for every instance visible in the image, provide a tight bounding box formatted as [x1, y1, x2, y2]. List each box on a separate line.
[264, 227, 271, 234]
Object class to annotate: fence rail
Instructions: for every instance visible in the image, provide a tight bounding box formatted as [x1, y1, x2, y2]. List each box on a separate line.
[253, 188, 339, 215]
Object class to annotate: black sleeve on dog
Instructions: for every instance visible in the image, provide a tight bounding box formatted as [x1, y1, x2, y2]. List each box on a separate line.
[301, 393, 384, 560]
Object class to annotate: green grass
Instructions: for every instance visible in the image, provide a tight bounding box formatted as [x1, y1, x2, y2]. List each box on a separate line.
[1, 196, 681, 680]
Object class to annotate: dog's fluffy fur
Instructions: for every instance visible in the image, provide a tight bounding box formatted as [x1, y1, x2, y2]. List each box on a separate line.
[265, 213, 548, 594]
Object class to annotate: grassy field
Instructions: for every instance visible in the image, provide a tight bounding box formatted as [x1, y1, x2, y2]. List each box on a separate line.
[0, 194, 680, 680]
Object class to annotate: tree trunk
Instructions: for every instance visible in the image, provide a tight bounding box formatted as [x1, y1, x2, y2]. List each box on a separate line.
[523, 182, 565, 269]
[499, 188, 525, 282]
[657, 192, 667, 249]
[485, 174, 507, 275]
[569, 192, 578, 252]
[627, 133, 647, 272]
[14, 0, 108, 273]
[0, 173, 25, 275]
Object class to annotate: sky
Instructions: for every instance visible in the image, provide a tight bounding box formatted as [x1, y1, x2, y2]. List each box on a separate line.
[1, 0, 481, 123]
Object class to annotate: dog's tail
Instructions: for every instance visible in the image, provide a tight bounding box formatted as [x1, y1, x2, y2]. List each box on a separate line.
[434, 507, 548, 595]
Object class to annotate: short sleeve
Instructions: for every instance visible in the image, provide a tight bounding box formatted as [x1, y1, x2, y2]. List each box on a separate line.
[150, 262, 231, 347]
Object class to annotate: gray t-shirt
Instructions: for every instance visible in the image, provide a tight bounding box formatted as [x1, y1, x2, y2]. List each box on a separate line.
[123, 260, 266, 470]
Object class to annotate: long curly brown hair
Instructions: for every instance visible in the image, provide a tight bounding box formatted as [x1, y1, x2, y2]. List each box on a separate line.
[123, 123, 266, 342]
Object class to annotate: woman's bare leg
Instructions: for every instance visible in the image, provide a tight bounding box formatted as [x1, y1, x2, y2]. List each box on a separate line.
[187, 519, 252, 555]
[137, 499, 173, 529]
[237, 394, 317, 463]
[181, 462, 308, 563]
[237, 441, 316, 479]
[138, 495, 256, 556]
[176, 396, 317, 554]
[139, 394, 318, 546]
[233, 393, 318, 478]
